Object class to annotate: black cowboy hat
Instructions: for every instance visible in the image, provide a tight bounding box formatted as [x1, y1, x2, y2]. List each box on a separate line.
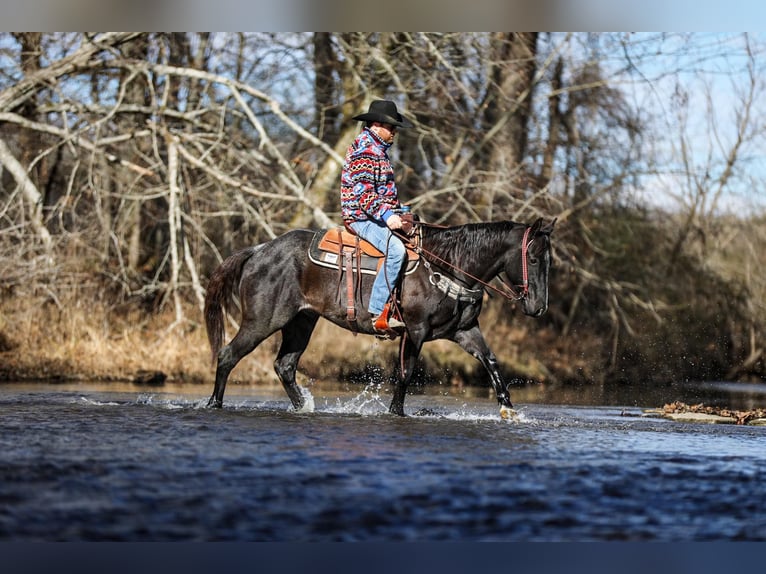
[352, 100, 414, 128]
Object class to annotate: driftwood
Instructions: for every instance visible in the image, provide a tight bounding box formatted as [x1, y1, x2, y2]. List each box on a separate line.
[661, 401, 766, 426]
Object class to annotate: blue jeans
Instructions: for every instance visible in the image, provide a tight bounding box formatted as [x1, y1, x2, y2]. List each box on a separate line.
[350, 220, 407, 316]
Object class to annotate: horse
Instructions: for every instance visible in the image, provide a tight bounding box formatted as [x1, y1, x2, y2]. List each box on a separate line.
[204, 218, 555, 417]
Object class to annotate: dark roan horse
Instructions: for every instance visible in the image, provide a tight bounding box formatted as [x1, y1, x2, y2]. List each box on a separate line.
[204, 218, 555, 417]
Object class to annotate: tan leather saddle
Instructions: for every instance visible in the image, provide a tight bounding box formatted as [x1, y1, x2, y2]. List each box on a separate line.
[308, 227, 419, 275]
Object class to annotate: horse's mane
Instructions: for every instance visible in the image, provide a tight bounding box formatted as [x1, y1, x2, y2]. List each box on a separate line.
[421, 220, 523, 268]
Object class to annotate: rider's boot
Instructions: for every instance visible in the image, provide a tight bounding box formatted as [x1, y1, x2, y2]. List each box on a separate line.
[371, 302, 405, 332]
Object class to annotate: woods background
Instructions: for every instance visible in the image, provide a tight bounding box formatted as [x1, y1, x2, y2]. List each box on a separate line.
[0, 32, 764, 391]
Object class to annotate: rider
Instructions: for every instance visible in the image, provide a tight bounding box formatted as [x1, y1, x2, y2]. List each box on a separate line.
[340, 99, 414, 333]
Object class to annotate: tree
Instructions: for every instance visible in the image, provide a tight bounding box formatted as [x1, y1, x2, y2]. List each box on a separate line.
[1, 32, 764, 384]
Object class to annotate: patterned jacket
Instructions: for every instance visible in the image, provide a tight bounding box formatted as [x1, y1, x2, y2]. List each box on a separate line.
[340, 127, 401, 224]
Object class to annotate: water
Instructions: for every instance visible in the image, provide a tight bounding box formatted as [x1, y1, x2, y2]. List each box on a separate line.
[1, 381, 764, 541]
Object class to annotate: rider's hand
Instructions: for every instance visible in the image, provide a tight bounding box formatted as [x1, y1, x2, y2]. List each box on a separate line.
[386, 214, 403, 230]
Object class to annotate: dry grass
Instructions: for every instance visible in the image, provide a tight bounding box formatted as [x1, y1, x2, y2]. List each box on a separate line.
[0, 293, 217, 383]
[0, 288, 565, 389]
[0, 291, 414, 385]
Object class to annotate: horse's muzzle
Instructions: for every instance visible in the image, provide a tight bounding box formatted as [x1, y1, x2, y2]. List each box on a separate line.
[523, 300, 547, 317]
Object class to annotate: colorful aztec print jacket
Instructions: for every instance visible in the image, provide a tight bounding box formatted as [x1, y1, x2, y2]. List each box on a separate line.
[340, 127, 401, 224]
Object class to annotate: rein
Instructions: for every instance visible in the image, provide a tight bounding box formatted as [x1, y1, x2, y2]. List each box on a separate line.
[395, 223, 532, 302]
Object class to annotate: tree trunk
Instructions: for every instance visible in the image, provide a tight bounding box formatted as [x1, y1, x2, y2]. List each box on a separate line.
[118, 35, 151, 275]
[313, 33, 339, 144]
[480, 33, 538, 183]
[540, 57, 564, 189]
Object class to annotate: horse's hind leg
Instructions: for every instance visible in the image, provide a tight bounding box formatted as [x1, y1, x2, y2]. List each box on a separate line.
[208, 323, 268, 408]
[274, 312, 319, 411]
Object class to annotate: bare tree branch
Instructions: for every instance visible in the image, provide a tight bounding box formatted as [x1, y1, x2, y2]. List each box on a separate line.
[0, 137, 52, 253]
[0, 33, 143, 113]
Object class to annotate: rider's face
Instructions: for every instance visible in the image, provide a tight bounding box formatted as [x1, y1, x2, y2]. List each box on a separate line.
[374, 122, 397, 143]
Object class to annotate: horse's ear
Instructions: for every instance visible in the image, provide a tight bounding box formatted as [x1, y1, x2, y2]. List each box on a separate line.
[530, 217, 543, 235]
[541, 217, 557, 236]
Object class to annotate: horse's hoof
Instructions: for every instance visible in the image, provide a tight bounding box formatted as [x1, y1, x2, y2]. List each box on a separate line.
[500, 405, 519, 421]
[207, 399, 222, 409]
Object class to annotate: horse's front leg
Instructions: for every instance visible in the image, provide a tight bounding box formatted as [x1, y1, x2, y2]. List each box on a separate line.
[389, 333, 422, 416]
[450, 325, 518, 419]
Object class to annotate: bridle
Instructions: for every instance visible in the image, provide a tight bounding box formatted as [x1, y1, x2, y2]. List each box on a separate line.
[395, 224, 533, 302]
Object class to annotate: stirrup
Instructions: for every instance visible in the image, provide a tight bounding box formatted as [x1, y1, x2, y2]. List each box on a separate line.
[371, 302, 405, 338]
[372, 314, 405, 331]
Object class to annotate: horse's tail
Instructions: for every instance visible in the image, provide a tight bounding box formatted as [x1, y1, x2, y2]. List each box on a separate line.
[204, 246, 258, 365]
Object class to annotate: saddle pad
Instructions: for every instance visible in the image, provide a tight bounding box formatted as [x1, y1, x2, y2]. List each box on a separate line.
[308, 228, 419, 276]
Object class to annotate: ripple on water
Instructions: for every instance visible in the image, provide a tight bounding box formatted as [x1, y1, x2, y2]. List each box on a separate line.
[0, 384, 765, 541]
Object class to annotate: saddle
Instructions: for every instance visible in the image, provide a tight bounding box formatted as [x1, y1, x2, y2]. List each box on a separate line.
[308, 227, 419, 275]
[308, 227, 420, 334]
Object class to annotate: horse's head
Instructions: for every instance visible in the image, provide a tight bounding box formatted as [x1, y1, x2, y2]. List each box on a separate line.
[512, 218, 555, 317]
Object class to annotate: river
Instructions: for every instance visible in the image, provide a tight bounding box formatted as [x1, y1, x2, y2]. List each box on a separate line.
[0, 380, 764, 541]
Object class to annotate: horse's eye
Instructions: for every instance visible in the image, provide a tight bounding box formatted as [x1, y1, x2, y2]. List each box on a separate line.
[529, 256, 538, 265]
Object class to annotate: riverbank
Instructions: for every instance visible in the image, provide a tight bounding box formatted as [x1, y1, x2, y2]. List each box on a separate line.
[3, 293, 765, 418]
[0, 293, 571, 388]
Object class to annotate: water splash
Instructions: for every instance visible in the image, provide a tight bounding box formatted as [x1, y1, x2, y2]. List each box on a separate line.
[78, 396, 120, 407]
[293, 386, 315, 413]
[135, 393, 198, 410]
[421, 403, 535, 424]
[325, 383, 388, 415]
[109, 384, 535, 423]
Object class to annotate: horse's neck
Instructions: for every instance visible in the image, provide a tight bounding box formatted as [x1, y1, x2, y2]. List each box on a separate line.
[422, 222, 520, 284]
